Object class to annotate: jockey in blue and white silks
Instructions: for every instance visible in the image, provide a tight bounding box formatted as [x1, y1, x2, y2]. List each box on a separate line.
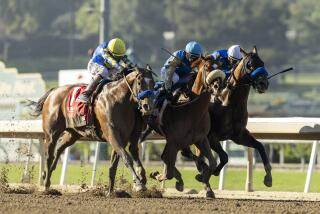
[209, 45, 243, 78]
[160, 41, 204, 99]
[77, 38, 133, 103]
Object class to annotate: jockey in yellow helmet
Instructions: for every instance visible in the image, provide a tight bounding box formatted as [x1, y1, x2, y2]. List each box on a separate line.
[77, 38, 133, 103]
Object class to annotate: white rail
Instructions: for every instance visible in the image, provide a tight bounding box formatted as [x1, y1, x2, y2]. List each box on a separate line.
[0, 118, 319, 192]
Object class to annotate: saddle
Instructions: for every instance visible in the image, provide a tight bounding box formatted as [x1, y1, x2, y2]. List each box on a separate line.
[65, 85, 93, 128]
[154, 74, 195, 108]
[65, 79, 111, 128]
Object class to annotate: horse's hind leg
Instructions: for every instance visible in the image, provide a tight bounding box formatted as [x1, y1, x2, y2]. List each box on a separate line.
[232, 129, 272, 187]
[181, 147, 208, 181]
[43, 131, 63, 189]
[49, 130, 80, 174]
[107, 149, 120, 195]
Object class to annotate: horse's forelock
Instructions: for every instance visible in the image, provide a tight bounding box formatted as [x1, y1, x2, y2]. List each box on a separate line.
[248, 53, 264, 68]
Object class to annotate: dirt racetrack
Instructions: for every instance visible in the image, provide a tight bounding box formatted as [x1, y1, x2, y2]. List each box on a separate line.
[1, 191, 320, 214]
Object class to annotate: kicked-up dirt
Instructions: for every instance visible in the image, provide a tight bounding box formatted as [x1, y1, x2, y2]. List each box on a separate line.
[0, 191, 319, 214]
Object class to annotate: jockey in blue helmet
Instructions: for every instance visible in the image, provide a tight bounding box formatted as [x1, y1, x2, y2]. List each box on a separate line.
[160, 41, 203, 99]
[208, 45, 243, 78]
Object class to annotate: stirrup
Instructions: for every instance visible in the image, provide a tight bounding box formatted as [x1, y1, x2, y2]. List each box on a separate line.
[76, 94, 90, 104]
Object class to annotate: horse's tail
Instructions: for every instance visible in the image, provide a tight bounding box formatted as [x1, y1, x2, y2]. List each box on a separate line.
[25, 88, 56, 117]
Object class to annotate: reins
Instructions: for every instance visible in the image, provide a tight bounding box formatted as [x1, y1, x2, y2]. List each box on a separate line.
[123, 71, 138, 98]
[226, 56, 254, 90]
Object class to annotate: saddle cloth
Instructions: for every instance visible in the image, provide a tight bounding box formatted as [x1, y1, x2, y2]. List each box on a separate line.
[65, 85, 93, 128]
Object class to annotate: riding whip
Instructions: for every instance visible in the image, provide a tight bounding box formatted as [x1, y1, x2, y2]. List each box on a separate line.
[267, 67, 293, 80]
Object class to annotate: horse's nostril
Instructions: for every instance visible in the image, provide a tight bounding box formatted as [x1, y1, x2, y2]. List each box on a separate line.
[143, 104, 149, 111]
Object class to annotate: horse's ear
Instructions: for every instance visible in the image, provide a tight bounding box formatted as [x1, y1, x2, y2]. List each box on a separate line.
[146, 64, 152, 71]
[240, 47, 248, 56]
[253, 45, 258, 54]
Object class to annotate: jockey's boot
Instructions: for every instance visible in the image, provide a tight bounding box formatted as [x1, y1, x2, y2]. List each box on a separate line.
[76, 75, 103, 103]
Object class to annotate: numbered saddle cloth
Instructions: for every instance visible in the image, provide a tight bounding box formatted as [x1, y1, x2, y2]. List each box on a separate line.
[65, 85, 94, 128]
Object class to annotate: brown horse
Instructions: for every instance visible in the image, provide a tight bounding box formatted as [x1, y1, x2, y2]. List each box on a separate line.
[190, 46, 272, 187]
[147, 58, 225, 198]
[30, 67, 155, 193]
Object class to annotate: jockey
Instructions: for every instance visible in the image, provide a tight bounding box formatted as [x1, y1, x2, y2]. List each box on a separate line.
[160, 41, 204, 99]
[209, 44, 243, 78]
[77, 38, 133, 103]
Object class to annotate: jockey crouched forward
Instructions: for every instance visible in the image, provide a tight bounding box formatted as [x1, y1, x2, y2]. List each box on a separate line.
[207, 44, 243, 79]
[159, 41, 204, 103]
[77, 38, 133, 103]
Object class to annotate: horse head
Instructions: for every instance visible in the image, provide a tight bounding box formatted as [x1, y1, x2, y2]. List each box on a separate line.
[226, 46, 269, 94]
[127, 65, 156, 116]
[191, 56, 226, 96]
[218, 46, 269, 106]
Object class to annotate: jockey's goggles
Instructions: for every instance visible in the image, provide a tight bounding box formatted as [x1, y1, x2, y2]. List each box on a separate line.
[189, 53, 200, 60]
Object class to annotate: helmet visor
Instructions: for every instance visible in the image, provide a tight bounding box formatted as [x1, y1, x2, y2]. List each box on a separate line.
[189, 53, 200, 61]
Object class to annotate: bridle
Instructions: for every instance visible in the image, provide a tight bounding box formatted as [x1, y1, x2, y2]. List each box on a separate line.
[123, 68, 139, 98]
[122, 67, 155, 111]
[226, 54, 262, 90]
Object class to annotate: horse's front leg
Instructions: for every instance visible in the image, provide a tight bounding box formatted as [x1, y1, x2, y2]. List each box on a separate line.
[232, 129, 272, 187]
[209, 137, 228, 176]
[107, 149, 120, 195]
[108, 129, 146, 192]
[128, 140, 147, 185]
[195, 137, 217, 199]
[150, 141, 177, 182]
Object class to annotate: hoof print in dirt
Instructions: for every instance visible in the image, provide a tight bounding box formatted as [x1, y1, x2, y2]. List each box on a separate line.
[108, 190, 131, 198]
[132, 189, 163, 198]
[42, 189, 62, 196]
[91, 187, 107, 197]
[8, 186, 35, 194]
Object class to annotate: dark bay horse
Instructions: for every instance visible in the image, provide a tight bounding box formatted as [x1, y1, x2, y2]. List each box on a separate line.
[30, 67, 155, 193]
[148, 58, 225, 198]
[192, 46, 272, 187]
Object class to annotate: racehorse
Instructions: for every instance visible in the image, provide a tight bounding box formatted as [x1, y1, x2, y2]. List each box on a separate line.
[30, 66, 155, 193]
[190, 46, 272, 187]
[147, 58, 225, 198]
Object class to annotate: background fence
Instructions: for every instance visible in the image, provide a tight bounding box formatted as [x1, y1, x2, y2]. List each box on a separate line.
[0, 118, 319, 192]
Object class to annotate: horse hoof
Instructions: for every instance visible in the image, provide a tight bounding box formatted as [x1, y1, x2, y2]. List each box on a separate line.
[264, 175, 272, 187]
[150, 171, 160, 180]
[133, 183, 147, 192]
[195, 174, 203, 183]
[213, 170, 220, 176]
[175, 182, 184, 192]
[206, 190, 215, 199]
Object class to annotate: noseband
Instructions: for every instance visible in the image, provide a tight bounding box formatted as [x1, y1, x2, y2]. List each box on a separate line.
[226, 55, 260, 90]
